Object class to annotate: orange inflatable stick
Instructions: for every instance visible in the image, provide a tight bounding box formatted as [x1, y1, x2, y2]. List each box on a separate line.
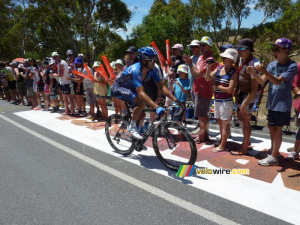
[95, 67, 109, 82]
[73, 70, 95, 81]
[84, 63, 94, 79]
[150, 41, 167, 67]
[101, 55, 116, 80]
[166, 39, 171, 65]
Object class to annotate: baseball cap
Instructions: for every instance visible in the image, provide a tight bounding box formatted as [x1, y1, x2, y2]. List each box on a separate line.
[126, 46, 138, 53]
[219, 44, 234, 52]
[188, 40, 200, 47]
[93, 61, 101, 67]
[74, 57, 84, 64]
[269, 37, 293, 51]
[171, 44, 184, 52]
[199, 36, 213, 46]
[235, 39, 255, 52]
[115, 59, 124, 66]
[220, 48, 238, 63]
[51, 52, 60, 57]
[177, 64, 188, 74]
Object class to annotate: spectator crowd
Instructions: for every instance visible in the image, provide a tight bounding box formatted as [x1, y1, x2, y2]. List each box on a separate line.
[1, 36, 300, 166]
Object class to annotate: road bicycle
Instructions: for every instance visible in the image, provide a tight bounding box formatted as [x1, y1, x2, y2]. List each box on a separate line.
[105, 103, 197, 171]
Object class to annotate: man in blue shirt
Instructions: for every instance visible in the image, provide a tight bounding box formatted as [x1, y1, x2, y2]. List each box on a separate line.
[112, 47, 178, 139]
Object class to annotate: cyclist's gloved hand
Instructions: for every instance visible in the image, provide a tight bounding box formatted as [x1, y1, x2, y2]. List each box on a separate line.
[175, 99, 183, 106]
[156, 106, 165, 116]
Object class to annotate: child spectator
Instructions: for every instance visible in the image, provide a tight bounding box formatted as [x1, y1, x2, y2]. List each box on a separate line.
[206, 48, 238, 152]
[170, 64, 190, 124]
[249, 37, 298, 166]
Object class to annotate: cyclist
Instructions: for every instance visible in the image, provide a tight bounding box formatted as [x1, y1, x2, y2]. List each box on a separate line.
[112, 46, 179, 140]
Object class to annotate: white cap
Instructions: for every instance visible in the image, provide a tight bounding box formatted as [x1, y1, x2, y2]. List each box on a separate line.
[220, 48, 238, 63]
[188, 40, 200, 47]
[115, 59, 124, 66]
[177, 64, 188, 74]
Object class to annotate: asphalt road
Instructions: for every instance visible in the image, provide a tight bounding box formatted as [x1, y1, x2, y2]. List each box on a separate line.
[0, 100, 292, 225]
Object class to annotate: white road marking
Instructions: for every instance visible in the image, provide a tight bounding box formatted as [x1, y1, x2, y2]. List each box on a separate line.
[10, 110, 300, 224]
[0, 113, 238, 225]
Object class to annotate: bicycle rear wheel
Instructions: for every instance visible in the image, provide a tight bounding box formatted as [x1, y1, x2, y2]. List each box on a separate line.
[105, 114, 134, 155]
[153, 121, 197, 171]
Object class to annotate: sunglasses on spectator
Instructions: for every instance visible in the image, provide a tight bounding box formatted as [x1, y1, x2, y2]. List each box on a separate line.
[190, 46, 199, 48]
[199, 44, 207, 47]
[236, 47, 248, 51]
[146, 58, 157, 63]
[271, 48, 281, 53]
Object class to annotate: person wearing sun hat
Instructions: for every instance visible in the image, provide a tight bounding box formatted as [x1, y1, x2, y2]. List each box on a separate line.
[206, 48, 238, 152]
[233, 38, 261, 155]
[170, 64, 190, 124]
[247, 37, 298, 166]
[183, 36, 219, 143]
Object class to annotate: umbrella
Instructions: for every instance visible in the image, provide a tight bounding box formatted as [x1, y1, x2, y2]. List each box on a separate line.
[12, 58, 25, 63]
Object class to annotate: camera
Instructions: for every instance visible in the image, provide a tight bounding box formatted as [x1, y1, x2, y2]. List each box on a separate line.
[205, 58, 215, 64]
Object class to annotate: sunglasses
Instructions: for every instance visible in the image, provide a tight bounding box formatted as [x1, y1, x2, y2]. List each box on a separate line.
[199, 44, 207, 47]
[190, 46, 199, 48]
[146, 58, 157, 63]
[271, 48, 281, 53]
[236, 47, 248, 51]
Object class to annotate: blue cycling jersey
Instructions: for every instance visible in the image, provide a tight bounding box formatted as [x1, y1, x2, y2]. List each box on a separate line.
[115, 62, 161, 89]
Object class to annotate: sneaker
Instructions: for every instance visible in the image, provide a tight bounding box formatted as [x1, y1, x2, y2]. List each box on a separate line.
[258, 155, 279, 166]
[86, 115, 93, 119]
[128, 124, 143, 140]
[42, 108, 49, 111]
[286, 152, 300, 161]
[33, 107, 41, 110]
[190, 127, 200, 135]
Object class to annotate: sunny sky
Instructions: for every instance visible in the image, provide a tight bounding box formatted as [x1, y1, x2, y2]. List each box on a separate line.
[117, 0, 273, 39]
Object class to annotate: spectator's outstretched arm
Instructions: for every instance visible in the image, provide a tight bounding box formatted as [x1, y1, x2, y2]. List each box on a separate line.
[255, 60, 285, 85]
[205, 63, 217, 81]
[183, 54, 205, 78]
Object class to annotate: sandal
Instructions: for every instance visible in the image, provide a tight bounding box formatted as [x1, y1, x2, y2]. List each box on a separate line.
[211, 147, 225, 152]
[230, 151, 249, 156]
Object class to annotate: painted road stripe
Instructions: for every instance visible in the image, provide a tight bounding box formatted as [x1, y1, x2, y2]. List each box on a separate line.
[0, 114, 239, 225]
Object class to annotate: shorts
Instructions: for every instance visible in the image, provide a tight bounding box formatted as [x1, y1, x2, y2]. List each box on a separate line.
[214, 100, 234, 120]
[61, 84, 71, 95]
[112, 82, 137, 102]
[44, 84, 50, 94]
[27, 87, 34, 97]
[8, 80, 17, 90]
[85, 88, 97, 105]
[50, 86, 58, 99]
[94, 94, 106, 99]
[16, 81, 27, 96]
[73, 82, 84, 95]
[194, 94, 211, 117]
[267, 110, 291, 127]
[237, 92, 260, 113]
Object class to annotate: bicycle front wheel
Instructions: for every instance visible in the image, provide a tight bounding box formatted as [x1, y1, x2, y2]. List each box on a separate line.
[153, 121, 197, 171]
[105, 114, 134, 156]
